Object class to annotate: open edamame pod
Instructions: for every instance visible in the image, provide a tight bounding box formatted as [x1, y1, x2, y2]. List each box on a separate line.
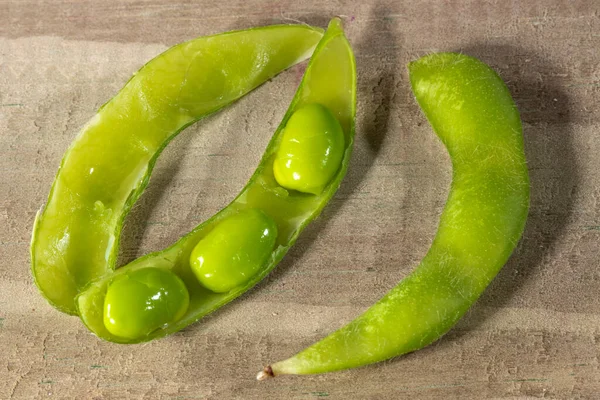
[30, 24, 325, 315]
[76, 18, 356, 343]
[258, 53, 530, 378]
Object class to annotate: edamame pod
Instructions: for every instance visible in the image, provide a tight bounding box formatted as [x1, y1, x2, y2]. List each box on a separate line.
[76, 18, 356, 343]
[258, 53, 530, 378]
[30, 24, 324, 315]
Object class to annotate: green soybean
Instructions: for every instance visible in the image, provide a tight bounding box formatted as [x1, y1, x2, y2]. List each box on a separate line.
[258, 53, 529, 378]
[31, 24, 324, 315]
[104, 268, 189, 339]
[273, 103, 345, 195]
[190, 209, 278, 293]
[76, 18, 356, 343]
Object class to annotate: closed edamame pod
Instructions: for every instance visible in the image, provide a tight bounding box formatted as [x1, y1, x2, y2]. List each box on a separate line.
[258, 53, 530, 378]
[75, 18, 357, 343]
[31, 24, 325, 315]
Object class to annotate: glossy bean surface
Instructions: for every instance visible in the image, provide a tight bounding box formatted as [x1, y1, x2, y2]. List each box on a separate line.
[189, 209, 278, 293]
[273, 103, 345, 195]
[104, 268, 189, 339]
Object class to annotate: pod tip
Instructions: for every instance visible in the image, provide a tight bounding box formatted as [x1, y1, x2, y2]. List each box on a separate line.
[256, 365, 275, 381]
[327, 17, 343, 31]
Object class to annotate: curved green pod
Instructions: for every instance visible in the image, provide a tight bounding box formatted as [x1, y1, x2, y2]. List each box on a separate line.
[258, 53, 530, 378]
[30, 24, 324, 315]
[76, 18, 356, 343]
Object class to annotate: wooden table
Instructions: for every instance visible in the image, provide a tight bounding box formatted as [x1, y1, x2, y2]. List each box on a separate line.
[1, 1, 599, 398]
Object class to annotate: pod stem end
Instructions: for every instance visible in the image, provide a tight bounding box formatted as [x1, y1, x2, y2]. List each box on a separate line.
[256, 365, 275, 381]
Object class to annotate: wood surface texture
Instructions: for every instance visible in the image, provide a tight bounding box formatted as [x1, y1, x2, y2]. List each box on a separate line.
[1, 0, 599, 398]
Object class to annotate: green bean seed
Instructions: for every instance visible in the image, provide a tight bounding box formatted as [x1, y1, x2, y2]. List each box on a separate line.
[273, 103, 345, 195]
[189, 209, 278, 293]
[103, 268, 189, 339]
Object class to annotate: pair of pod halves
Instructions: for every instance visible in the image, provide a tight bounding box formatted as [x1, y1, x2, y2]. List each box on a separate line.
[31, 18, 530, 378]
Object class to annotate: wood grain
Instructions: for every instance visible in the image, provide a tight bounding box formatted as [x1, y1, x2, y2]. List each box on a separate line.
[1, 0, 599, 398]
